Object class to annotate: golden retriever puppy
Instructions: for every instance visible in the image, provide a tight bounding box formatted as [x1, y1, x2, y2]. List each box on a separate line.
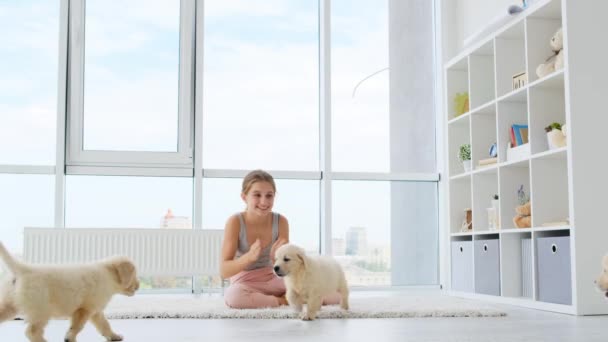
[595, 254, 608, 299]
[273, 243, 349, 320]
[0, 242, 139, 342]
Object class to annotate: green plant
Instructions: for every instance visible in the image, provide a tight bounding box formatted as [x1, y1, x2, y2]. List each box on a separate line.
[544, 122, 562, 132]
[459, 144, 471, 162]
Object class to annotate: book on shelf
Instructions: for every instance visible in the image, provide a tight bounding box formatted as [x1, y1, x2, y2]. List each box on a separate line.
[513, 124, 529, 145]
[510, 124, 529, 146]
[478, 157, 498, 166]
[510, 126, 516, 146]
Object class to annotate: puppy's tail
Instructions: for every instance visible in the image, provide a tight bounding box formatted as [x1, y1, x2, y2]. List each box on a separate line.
[0, 242, 28, 276]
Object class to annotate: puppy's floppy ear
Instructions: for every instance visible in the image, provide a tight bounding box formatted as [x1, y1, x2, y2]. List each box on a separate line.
[112, 259, 136, 288]
[296, 249, 307, 269]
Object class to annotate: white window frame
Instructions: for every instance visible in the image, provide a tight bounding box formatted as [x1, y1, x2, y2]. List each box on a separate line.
[66, 0, 195, 170]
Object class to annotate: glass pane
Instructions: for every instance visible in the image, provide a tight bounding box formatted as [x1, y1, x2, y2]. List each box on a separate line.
[332, 180, 438, 286]
[0, 0, 58, 164]
[65, 176, 192, 228]
[331, 0, 389, 172]
[83, 0, 180, 152]
[203, 178, 320, 253]
[202, 1, 319, 171]
[139, 276, 192, 292]
[0, 175, 54, 255]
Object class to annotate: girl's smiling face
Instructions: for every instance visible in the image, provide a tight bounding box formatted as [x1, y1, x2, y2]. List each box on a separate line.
[242, 181, 275, 217]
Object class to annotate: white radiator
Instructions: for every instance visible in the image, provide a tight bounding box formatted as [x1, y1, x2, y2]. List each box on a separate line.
[23, 228, 223, 278]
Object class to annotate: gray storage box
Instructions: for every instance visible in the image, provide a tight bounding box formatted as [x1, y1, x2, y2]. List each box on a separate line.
[474, 238, 500, 295]
[451, 240, 473, 292]
[536, 235, 572, 305]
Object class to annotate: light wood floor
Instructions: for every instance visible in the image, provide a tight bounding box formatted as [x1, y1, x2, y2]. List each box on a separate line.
[2, 291, 608, 342]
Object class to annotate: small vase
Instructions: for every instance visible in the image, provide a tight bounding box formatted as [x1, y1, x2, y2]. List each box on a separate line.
[547, 130, 566, 149]
[462, 160, 472, 172]
[491, 199, 500, 229]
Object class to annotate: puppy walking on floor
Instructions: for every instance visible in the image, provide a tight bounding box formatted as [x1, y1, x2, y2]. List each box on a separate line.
[273, 243, 349, 320]
[0, 242, 139, 342]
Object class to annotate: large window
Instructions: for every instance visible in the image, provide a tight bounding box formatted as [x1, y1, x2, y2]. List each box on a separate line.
[66, 0, 193, 167]
[0, 0, 59, 165]
[0, 1, 439, 291]
[331, 0, 389, 172]
[0, 175, 55, 254]
[83, 0, 181, 152]
[202, 0, 319, 171]
[332, 180, 438, 286]
[65, 176, 193, 228]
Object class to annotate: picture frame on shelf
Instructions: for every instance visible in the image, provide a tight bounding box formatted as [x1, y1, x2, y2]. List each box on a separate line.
[512, 71, 527, 90]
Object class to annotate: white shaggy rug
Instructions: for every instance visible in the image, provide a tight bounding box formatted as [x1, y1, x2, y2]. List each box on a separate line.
[104, 294, 507, 319]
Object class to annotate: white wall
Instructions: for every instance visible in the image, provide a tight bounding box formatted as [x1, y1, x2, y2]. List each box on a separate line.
[441, 0, 520, 60]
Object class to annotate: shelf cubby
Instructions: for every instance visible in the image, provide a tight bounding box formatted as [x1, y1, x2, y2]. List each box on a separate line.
[528, 72, 566, 154]
[469, 41, 496, 108]
[495, 21, 526, 98]
[531, 151, 569, 228]
[472, 171, 498, 232]
[497, 94, 529, 163]
[446, 57, 469, 120]
[448, 116, 471, 176]
[500, 231, 533, 299]
[471, 104, 498, 170]
[526, 0, 563, 84]
[449, 177, 472, 234]
[498, 161, 531, 230]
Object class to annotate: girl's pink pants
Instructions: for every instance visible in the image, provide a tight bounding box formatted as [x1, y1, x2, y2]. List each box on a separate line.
[224, 266, 341, 309]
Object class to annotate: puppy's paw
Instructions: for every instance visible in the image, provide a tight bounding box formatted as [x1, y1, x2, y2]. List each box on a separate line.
[300, 312, 316, 321]
[107, 333, 123, 341]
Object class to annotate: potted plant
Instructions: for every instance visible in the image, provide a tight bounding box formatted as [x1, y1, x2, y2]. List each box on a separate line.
[545, 122, 566, 149]
[459, 143, 472, 172]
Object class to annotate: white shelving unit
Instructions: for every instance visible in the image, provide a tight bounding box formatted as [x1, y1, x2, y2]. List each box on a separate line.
[443, 0, 608, 315]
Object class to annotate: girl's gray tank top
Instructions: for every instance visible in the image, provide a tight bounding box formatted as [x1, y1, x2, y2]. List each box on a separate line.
[235, 212, 279, 271]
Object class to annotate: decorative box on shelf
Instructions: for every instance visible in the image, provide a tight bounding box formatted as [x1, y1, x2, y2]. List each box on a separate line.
[507, 143, 530, 162]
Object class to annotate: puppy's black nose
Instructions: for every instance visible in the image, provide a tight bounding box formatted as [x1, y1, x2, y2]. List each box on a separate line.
[274, 265, 280, 273]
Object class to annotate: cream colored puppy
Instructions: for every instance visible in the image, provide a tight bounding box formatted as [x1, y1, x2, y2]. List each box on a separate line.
[595, 255, 608, 299]
[273, 243, 349, 320]
[0, 242, 139, 342]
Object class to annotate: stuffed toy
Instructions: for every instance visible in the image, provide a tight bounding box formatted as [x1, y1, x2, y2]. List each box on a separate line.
[535, 28, 564, 78]
[513, 201, 531, 228]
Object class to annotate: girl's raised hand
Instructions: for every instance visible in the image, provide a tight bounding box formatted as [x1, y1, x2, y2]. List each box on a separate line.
[246, 238, 262, 263]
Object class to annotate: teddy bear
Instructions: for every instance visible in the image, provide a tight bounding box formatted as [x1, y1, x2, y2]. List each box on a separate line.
[513, 201, 531, 228]
[535, 27, 564, 78]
